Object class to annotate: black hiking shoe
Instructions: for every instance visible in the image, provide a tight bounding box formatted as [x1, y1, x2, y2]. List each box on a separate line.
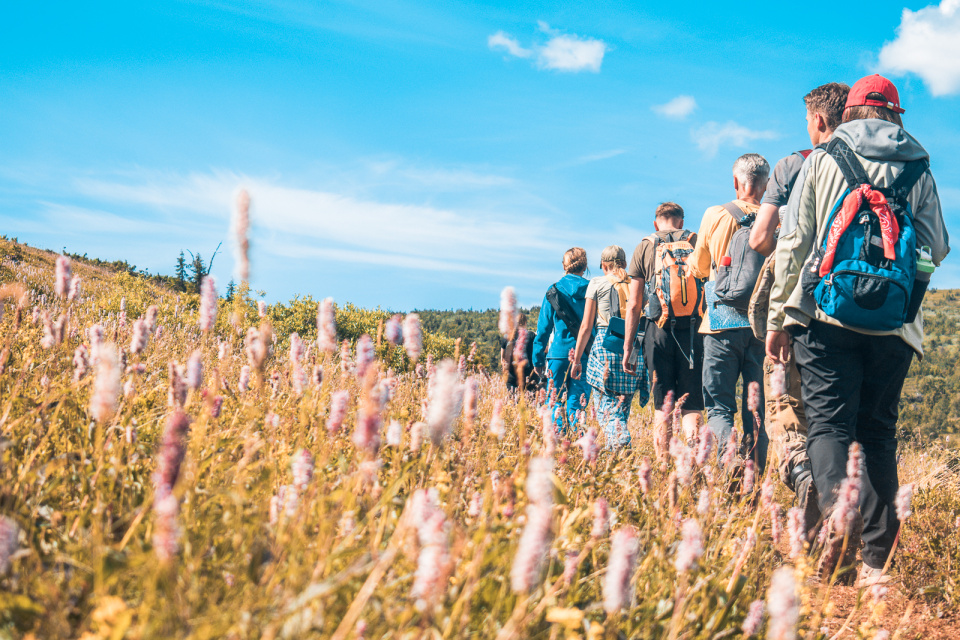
[816, 510, 863, 586]
[791, 465, 822, 543]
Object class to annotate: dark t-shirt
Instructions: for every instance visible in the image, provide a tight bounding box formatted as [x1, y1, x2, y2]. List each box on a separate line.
[499, 331, 535, 388]
[627, 229, 698, 282]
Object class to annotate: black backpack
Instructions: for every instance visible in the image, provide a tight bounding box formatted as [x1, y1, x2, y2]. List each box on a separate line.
[714, 202, 766, 312]
[545, 284, 593, 352]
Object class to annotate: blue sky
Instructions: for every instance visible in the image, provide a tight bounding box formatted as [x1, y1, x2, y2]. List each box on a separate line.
[2, 1, 959, 310]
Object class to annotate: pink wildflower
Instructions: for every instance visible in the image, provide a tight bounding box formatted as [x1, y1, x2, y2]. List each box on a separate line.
[467, 491, 483, 518]
[741, 599, 764, 637]
[145, 305, 159, 333]
[409, 421, 424, 451]
[210, 395, 223, 418]
[675, 518, 703, 573]
[73, 345, 90, 383]
[90, 343, 121, 422]
[0, 516, 19, 574]
[770, 504, 784, 544]
[603, 526, 639, 614]
[513, 327, 529, 369]
[766, 566, 799, 640]
[742, 459, 756, 495]
[463, 376, 479, 427]
[770, 363, 787, 397]
[458, 354, 467, 377]
[153, 409, 191, 495]
[747, 381, 760, 413]
[591, 498, 610, 538]
[787, 507, 804, 559]
[354, 334, 375, 379]
[402, 313, 422, 363]
[498, 286, 517, 338]
[638, 457, 653, 495]
[386, 419, 403, 447]
[526, 457, 554, 506]
[510, 501, 552, 594]
[54, 255, 71, 298]
[233, 189, 251, 282]
[130, 317, 149, 354]
[847, 442, 864, 480]
[198, 275, 217, 333]
[540, 406, 557, 456]
[238, 365, 251, 392]
[695, 425, 714, 466]
[575, 427, 598, 463]
[489, 399, 505, 439]
[257, 300, 266, 318]
[697, 488, 711, 515]
[317, 298, 338, 353]
[563, 550, 580, 586]
[662, 390, 675, 417]
[152, 491, 181, 564]
[895, 483, 915, 521]
[410, 494, 451, 611]
[168, 362, 187, 408]
[245, 327, 267, 371]
[426, 360, 463, 446]
[326, 390, 349, 434]
[68, 276, 81, 301]
[291, 449, 314, 493]
[384, 314, 403, 346]
[186, 350, 203, 390]
[217, 341, 228, 361]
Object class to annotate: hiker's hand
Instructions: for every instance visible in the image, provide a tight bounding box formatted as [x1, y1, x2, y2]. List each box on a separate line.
[622, 348, 637, 374]
[766, 330, 790, 364]
[570, 361, 582, 380]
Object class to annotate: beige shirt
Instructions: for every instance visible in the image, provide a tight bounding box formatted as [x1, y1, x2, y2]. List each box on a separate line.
[690, 199, 761, 334]
[768, 148, 949, 355]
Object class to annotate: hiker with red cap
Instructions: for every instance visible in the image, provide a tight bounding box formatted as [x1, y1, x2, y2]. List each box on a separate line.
[766, 74, 950, 587]
[747, 82, 849, 540]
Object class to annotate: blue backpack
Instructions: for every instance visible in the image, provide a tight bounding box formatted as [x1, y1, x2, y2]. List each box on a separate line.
[801, 138, 928, 331]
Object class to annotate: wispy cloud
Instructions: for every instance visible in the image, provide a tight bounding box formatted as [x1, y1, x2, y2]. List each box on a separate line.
[487, 23, 607, 73]
[487, 31, 533, 59]
[876, 0, 960, 96]
[652, 95, 697, 120]
[690, 121, 779, 158]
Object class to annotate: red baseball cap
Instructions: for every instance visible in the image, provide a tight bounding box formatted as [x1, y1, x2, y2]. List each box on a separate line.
[845, 74, 905, 114]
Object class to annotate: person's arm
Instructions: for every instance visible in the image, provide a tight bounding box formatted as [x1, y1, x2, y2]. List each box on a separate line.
[766, 157, 819, 363]
[622, 277, 644, 373]
[749, 202, 780, 256]
[531, 292, 553, 372]
[912, 171, 950, 266]
[689, 211, 714, 280]
[569, 298, 597, 379]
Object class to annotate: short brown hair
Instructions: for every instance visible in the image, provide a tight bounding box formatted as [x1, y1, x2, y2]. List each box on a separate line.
[843, 92, 903, 128]
[804, 82, 850, 131]
[655, 201, 684, 221]
[562, 247, 587, 274]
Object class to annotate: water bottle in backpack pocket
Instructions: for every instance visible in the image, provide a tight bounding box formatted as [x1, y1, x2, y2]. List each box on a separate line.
[801, 138, 928, 331]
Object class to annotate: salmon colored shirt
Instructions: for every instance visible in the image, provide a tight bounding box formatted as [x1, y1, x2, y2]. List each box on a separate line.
[689, 198, 761, 334]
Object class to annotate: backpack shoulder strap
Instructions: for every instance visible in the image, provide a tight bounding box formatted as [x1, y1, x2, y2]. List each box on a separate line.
[889, 158, 929, 201]
[826, 138, 871, 190]
[721, 202, 744, 224]
[678, 229, 694, 243]
[795, 149, 812, 160]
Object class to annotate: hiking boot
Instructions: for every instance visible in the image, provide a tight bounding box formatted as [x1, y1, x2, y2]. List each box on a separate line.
[791, 464, 822, 543]
[816, 510, 863, 586]
[857, 564, 892, 588]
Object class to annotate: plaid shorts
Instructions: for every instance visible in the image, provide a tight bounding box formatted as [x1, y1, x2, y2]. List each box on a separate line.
[586, 326, 649, 402]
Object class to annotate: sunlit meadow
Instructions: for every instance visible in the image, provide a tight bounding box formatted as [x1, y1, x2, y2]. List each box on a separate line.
[0, 195, 958, 639]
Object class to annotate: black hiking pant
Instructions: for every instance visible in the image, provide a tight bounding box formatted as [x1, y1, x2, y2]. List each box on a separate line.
[789, 321, 914, 569]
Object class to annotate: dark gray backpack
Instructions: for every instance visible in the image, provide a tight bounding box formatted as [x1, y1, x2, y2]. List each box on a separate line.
[714, 202, 765, 312]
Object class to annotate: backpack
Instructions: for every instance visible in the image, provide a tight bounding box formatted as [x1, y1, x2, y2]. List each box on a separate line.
[605, 274, 631, 319]
[545, 283, 592, 352]
[714, 202, 766, 312]
[643, 231, 704, 328]
[801, 137, 928, 331]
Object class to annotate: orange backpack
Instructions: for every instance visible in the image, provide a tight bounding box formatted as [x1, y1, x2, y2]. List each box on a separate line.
[644, 231, 705, 328]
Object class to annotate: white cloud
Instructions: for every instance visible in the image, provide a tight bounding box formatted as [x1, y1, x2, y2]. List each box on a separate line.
[487, 31, 532, 59]
[691, 121, 779, 157]
[652, 95, 697, 120]
[876, 0, 960, 96]
[487, 24, 607, 73]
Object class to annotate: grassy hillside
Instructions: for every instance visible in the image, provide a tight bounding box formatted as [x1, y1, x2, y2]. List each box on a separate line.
[0, 238, 959, 638]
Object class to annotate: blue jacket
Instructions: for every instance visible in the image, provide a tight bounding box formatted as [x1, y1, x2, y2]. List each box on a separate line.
[532, 273, 591, 368]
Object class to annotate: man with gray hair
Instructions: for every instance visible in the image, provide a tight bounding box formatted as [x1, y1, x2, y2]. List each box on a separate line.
[690, 153, 770, 470]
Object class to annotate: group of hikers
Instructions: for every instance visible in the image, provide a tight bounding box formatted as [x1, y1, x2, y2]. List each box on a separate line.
[507, 74, 950, 587]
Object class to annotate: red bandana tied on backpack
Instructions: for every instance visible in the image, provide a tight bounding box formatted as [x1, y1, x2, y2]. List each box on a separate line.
[819, 184, 900, 277]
